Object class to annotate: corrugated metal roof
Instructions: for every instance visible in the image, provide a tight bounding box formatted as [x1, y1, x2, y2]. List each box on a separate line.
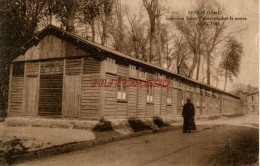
[17, 25, 240, 99]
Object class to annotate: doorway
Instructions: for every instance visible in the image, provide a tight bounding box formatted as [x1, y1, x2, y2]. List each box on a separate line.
[25, 76, 38, 115]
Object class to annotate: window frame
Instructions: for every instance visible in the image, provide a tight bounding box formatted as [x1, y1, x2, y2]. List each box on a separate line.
[129, 64, 137, 78]
[167, 87, 173, 105]
[139, 68, 146, 80]
[13, 62, 25, 77]
[117, 77, 127, 102]
[146, 84, 153, 103]
[106, 57, 117, 74]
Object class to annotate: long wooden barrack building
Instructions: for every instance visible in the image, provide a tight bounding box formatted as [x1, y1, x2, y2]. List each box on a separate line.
[8, 25, 241, 120]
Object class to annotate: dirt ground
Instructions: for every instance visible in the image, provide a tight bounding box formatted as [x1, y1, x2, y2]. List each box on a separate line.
[0, 124, 95, 151]
[14, 115, 259, 166]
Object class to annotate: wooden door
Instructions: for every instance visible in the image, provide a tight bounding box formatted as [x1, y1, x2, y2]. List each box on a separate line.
[64, 74, 81, 118]
[25, 76, 38, 115]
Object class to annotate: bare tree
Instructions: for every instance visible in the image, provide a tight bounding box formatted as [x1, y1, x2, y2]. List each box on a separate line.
[198, 0, 241, 85]
[125, 6, 149, 61]
[175, 11, 204, 79]
[171, 35, 190, 76]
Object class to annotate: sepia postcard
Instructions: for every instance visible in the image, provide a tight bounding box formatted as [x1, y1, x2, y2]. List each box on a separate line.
[0, 0, 259, 165]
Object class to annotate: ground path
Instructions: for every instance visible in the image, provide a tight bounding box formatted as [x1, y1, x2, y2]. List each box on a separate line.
[15, 115, 259, 166]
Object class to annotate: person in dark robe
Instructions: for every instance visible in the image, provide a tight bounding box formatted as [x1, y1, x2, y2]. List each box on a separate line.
[182, 98, 196, 133]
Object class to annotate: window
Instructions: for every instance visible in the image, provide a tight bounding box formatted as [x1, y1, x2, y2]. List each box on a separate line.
[146, 85, 153, 103]
[13, 62, 25, 77]
[252, 96, 254, 101]
[156, 73, 166, 80]
[139, 68, 146, 80]
[117, 78, 127, 101]
[106, 58, 117, 74]
[167, 87, 172, 105]
[155, 72, 162, 80]
[129, 64, 137, 78]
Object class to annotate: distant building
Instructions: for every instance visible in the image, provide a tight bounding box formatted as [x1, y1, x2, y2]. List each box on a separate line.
[246, 91, 259, 114]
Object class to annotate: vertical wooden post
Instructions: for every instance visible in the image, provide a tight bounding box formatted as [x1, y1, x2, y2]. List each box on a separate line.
[7, 64, 13, 115]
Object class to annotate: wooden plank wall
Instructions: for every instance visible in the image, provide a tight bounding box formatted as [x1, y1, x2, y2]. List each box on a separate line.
[177, 89, 183, 115]
[197, 89, 200, 115]
[202, 91, 206, 115]
[26, 62, 40, 76]
[23, 35, 88, 61]
[65, 58, 82, 75]
[81, 57, 101, 119]
[166, 79, 173, 118]
[117, 64, 128, 77]
[153, 86, 161, 117]
[9, 77, 24, 114]
[212, 97, 217, 115]
[160, 86, 167, 118]
[137, 82, 146, 118]
[127, 81, 137, 118]
[103, 74, 117, 119]
[216, 97, 220, 114]
[172, 88, 178, 115]
[9, 60, 241, 119]
[200, 93, 203, 115]
[193, 88, 198, 115]
[83, 57, 100, 74]
[25, 35, 64, 60]
[210, 95, 214, 115]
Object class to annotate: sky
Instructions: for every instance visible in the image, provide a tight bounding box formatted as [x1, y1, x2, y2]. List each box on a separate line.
[124, 0, 259, 91]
